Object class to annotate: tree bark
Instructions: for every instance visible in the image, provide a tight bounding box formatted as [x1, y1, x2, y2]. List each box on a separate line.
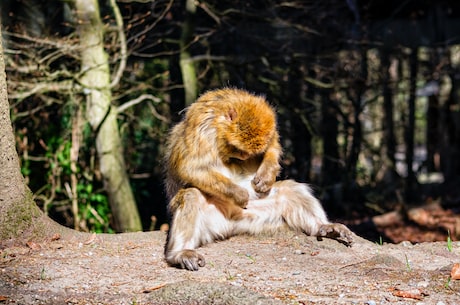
[442, 47, 460, 183]
[405, 48, 419, 203]
[179, 0, 198, 106]
[74, 0, 142, 232]
[426, 94, 440, 172]
[288, 61, 311, 182]
[0, 33, 39, 241]
[381, 48, 397, 172]
[321, 90, 341, 186]
[0, 27, 76, 243]
[346, 48, 366, 182]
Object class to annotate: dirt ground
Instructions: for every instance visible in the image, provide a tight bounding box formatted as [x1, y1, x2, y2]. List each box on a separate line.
[0, 229, 459, 305]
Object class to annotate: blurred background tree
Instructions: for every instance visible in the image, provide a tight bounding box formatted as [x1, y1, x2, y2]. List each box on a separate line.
[1, 0, 460, 242]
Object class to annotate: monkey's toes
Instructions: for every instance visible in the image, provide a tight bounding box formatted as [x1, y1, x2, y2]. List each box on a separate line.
[177, 249, 206, 271]
[317, 223, 354, 247]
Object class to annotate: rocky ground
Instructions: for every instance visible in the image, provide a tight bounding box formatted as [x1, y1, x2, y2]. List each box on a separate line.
[0, 229, 459, 304]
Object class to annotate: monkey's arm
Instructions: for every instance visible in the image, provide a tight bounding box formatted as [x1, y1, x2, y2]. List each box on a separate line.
[252, 135, 281, 194]
[167, 111, 250, 208]
[169, 133, 249, 208]
[183, 165, 250, 208]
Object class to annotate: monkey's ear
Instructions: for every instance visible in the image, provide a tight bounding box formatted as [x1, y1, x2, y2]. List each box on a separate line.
[226, 108, 237, 121]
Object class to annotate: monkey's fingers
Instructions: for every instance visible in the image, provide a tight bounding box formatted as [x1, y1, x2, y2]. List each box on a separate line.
[177, 249, 206, 271]
[232, 188, 250, 208]
[251, 176, 274, 194]
[317, 223, 354, 247]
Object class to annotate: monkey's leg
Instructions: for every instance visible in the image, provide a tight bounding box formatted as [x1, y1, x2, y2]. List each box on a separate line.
[240, 180, 353, 246]
[276, 180, 353, 245]
[165, 188, 231, 271]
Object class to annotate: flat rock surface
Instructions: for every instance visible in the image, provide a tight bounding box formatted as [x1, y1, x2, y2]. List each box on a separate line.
[0, 230, 459, 304]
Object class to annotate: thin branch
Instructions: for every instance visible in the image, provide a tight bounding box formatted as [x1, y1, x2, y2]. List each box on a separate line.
[8, 80, 74, 100]
[304, 76, 334, 89]
[117, 0, 153, 2]
[4, 31, 79, 51]
[147, 101, 169, 122]
[190, 55, 229, 62]
[109, 0, 127, 88]
[126, 0, 174, 46]
[197, 2, 221, 25]
[117, 93, 162, 113]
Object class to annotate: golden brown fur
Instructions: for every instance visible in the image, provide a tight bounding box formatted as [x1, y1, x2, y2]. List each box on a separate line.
[164, 88, 353, 271]
[165, 88, 281, 219]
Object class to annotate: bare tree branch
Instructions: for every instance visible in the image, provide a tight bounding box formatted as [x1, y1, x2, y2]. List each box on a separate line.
[117, 93, 162, 113]
[109, 0, 127, 88]
[126, 0, 174, 46]
[8, 80, 74, 100]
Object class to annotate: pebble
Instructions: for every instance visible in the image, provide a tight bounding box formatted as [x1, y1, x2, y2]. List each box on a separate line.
[417, 280, 429, 288]
[399, 241, 412, 247]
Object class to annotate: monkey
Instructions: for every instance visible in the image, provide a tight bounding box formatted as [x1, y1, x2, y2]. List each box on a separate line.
[164, 87, 354, 271]
[165, 88, 281, 220]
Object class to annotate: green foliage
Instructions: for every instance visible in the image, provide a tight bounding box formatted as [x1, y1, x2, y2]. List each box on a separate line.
[17, 101, 113, 233]
[404, 254, 412, 272]
[447, 230, 453, 252]
[144, 59, 170, 88]
[77, 182, 113, 233]
[21, 158, 31, 177]
[46, 135, 112, 233]
[40, 266, 47, 280]
[445, 276, 451, 289]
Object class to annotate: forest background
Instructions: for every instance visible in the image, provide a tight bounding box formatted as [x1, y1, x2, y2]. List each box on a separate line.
[1, 0, 460, 243]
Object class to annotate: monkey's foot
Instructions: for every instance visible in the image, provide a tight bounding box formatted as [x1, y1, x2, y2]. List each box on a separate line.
[317, 223, 354, 246]
[168, 249, 206, 271]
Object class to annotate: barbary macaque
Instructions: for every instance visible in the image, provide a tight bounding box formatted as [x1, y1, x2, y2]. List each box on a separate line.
[164, 88, 353, 271]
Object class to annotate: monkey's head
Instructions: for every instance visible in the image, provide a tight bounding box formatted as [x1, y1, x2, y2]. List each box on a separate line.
[199, 88, 277, 162]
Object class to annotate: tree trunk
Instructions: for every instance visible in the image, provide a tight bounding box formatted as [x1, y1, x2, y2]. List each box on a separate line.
[168, 54, 186, 123]
[347, 101, 362, 181]
[405, 48, 419, 203]
[179, 0, 198, 106]
[426, 94, 440, 172]
[0, 34, 38, 241]
[320, 89, 349, 216]
[0, 28, 76, 243]
[321, 91, 341, 184]
[288, 61, 311, 182]
[376, 47, 404, 198]
[74, 0, 142, 232]
[381, 48, 397, 172]
[441, 47, 460, 183]
[346, 48, 366, 181]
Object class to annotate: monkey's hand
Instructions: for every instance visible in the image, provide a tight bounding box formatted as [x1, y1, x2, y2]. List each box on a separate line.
[252, 168, 277, 195]
[231, 185, 250, 208]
